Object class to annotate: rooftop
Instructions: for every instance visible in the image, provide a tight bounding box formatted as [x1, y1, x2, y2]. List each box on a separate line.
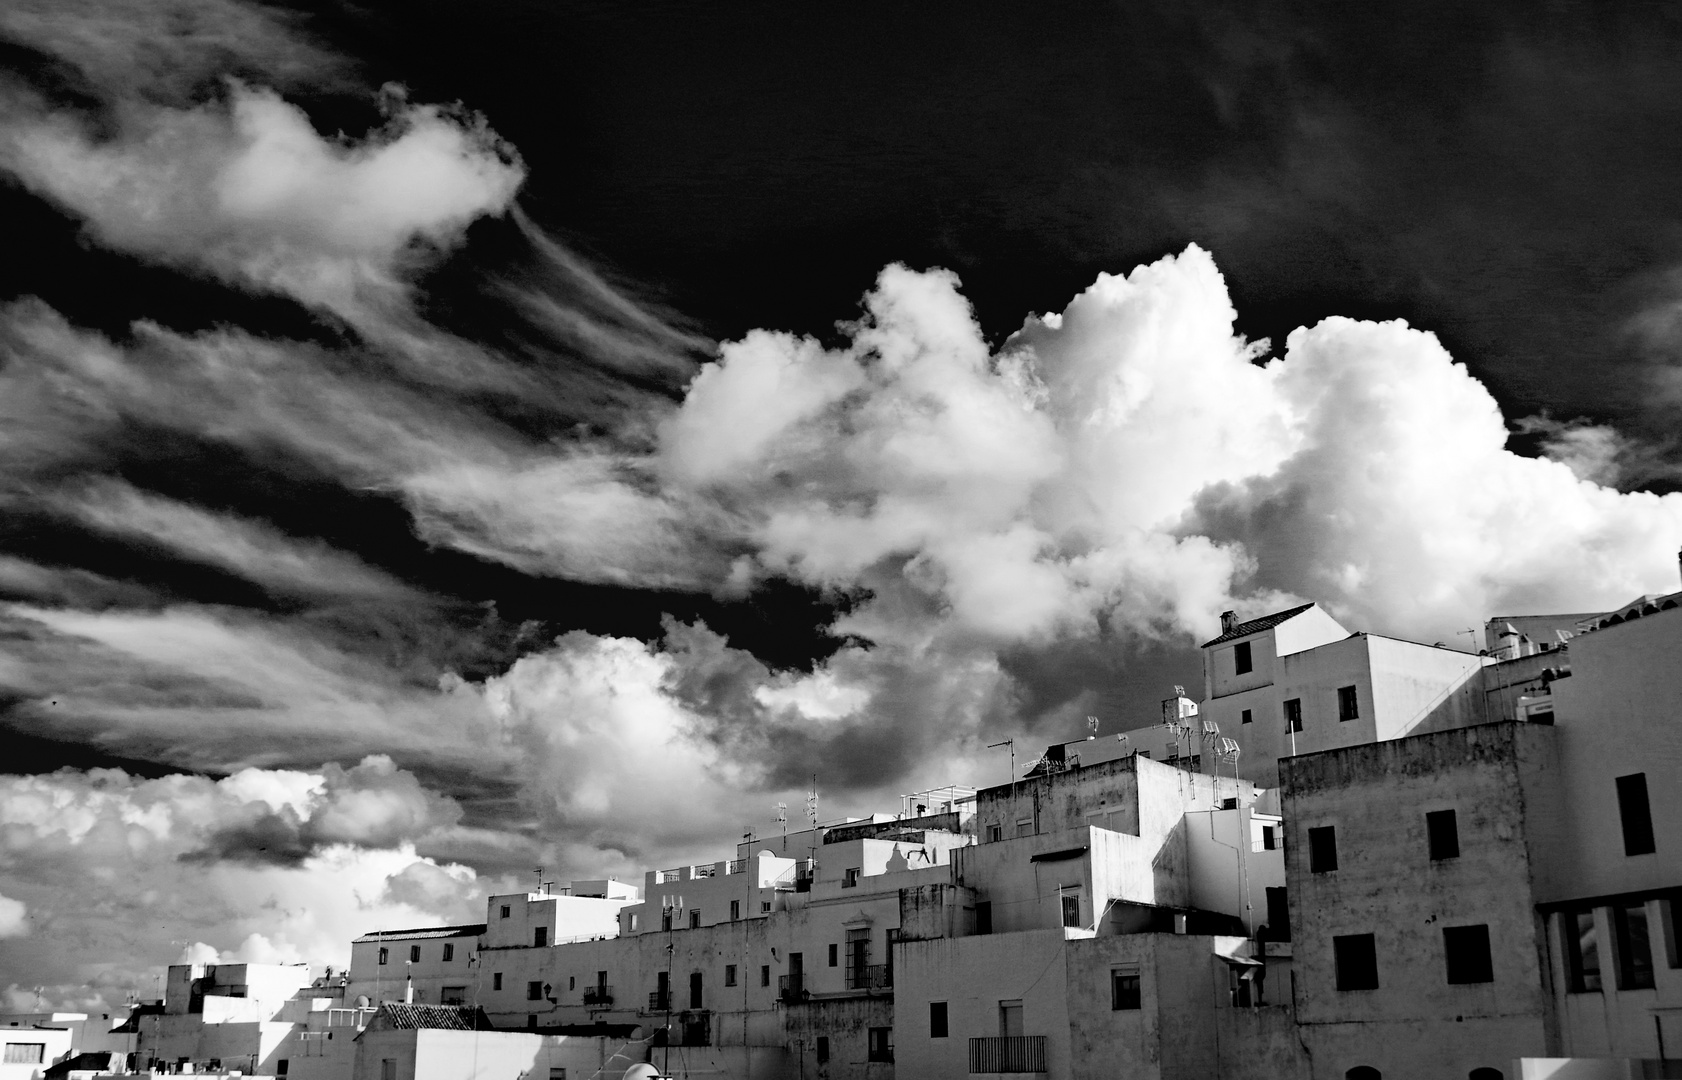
[1201, 602, 1316, 648]
[366, 1004, 494, 1031]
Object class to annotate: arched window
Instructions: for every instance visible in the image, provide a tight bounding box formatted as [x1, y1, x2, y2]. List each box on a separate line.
[1346, 1069, 1382, 1080]
[1469, 1070, 1504, 1080]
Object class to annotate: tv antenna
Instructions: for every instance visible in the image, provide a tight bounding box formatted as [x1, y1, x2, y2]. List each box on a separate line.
[1086, 715, 1100, 736]
[987, 738, 1016, 786]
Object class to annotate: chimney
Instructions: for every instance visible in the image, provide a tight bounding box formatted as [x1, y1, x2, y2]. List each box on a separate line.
[1219, 610, 1237, 634]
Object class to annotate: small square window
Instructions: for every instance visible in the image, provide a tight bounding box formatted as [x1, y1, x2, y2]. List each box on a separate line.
[986, 824, 1002, 842]
[1308, 826, 1338, 873]
[1337, 685, 1359, 721]
[929, 1001, 948, 1037]
[1240, 708, 1252, 725]
[760, 900, 772, 914]
[1234, 641, 1252, 675]
[500, 905, 511, 919]
[1111, 966, 1141, 1010]
[1333, 933, 1378, 991]
[843, 868, 860, 888]
[1427, 810, 1459, 860]
[725, 965, 737, 987]
[527, 980, 543, 1001]
[1443, 924, 1493, 984]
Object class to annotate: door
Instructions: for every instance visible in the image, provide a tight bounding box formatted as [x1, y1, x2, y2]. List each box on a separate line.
[999, 999, 1023, 1038]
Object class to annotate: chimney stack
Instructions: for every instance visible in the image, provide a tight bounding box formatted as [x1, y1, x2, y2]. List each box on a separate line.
[1220, 610, 1237, 634]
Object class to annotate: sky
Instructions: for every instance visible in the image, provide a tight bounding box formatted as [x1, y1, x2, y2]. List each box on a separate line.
[5, 0, 1682, 1013]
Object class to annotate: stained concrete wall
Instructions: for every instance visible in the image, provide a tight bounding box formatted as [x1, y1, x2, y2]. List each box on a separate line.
[1281, 722, 1555, 1079]
[346, 931, 479, 1008]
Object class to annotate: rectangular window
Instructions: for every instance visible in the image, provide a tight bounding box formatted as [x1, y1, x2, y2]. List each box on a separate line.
[843, 868, 860, 888]
[500, 905, 511, 918]
[527, 980, 543, 1001]
[730, 900, 740, 921]
[1563, 909, 1602, 992]
[569, 977, 575, 991]
[867, 1027, 893, 1063]
[549, 1071, 566, 1080]
[760, 901, 772, 914]
[440, 987, 465, 1005]
[690, 972, 703, 1009]
[1333, 933, 1379, 991]
[689, 909, 701, 929]
[1284, 698, 1303, 733]
[526, 1015, 536, 1031]
[1016, 818, 1034, 837]
[1617, 774, 1656, 856]
[828, 943, 838, 967]
[815, 1036, 829, 1064]
[1662, 894, 1682, 969]
[724, 965, 737, 987]
[1308, 826, 1338, 873]
[1262, 825, 1276, 850]
[380, 1059, 396, 1080]
[761, 965, 770, 987]
[1061, 893, 1081, 928]
[378, 947, 388, 965]
[986, 824, 1002, 842]
[1111, 965, 1141, 1010]
[630, 913, 640, 930]
[930, 1001, 948, 1037]
[533, 926, 548, 947]
[1265, 887, 1291, 942]
[442, 943, 454, 962]
[493, 972, 502, 991]
[3, 1045, 45, 1064]
[1427, 809, 1459, 860]
[1234, 641, 1252, 675]
[661, 909, 673, 931]
[276, 1061, 289, 1077]
[409, 945, 420, 963]
[1443, 924, 1493, 984]
[1613, 902, 1655, 990]
[1241, 708, 1252, 725]
[975, 901, 993, 935]
[1337, 685, 1359, 721]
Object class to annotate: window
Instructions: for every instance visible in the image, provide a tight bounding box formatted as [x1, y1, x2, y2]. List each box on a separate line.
[1111, 965, 1141, 1010]
[1284, 698, 1303, 733]
[930, 1001, 948, 1037]
[1016, 818, 1034, 837]
[689, 909, 701, 929]
[1234, 641, 1252, 675]
[409, 945, 420, 963]
[1563, 908, 1602, 992]
[526, 1015, 536, 1031]
[493, 972, 502, 990]
[1443, 924, 1493, 984]
[1469, 1070, 1504, 1080]
[1662, 894, 1682, 969]
[761, 965, 770, 987]
[1617, 774, 1656, 856]
[569, 977, 575, 991]
[533, 926, 547, 947]
[1061, 893, 1081, 928]
[1241, 708, 1252, 725]
[1262, 825, 1276, 850]
[500, 905, 511, 918]
[550, 1071, 567, 1080]
[630, 913, 639, 930]
[760, 901, 772, 914]
[1333, 933, 1379, 990]
[441, 987, 465, 1005]
[975, 901, 993, 935]
[3, 1045, 45, 1064]
[276, 1061, 289, 1076]
[442, 943, 454, 962]
[1427, 810, 1459, 860]
[815, 1037, 829, 1064]
[725, 964, 737, 987]
[1308, 826, 1338, 873]
[1613, 902, 1655, 990]
[986, 824, 1003, 842]
[378, 947, 388, 965]
[843, 867, 860, 888]
[867, 1027, 893, 1063]
[662, 909, 673, 931]
[828, 943, 838, 967]
[381, 1059, 396, 1080]
[730, 900, 740, 921]
[527, 980, 543, 1001]
[690, 971, 703, 1009]
[1337, 685, 1359, 721]
[1265, 887, 1291, 942]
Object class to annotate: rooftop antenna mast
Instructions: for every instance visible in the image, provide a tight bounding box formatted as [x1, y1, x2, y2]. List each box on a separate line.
[532, 866, 543, 895]
[1457, 627, 1480, 654]
[987, 739, 1016, 788]
[775, 802, 788, 855]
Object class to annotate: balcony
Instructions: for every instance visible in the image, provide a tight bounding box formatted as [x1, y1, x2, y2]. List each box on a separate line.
[691, 864, 717, 878]
[727, 858, 747, 875]
[969, 1036, 1047, 1074]
[844, 964, 892, 991]
[656, 868, 683, 883]
[647, 990, 669, 1012]
[582, 985, 613, 1007]
[777, 974, 806, 1004]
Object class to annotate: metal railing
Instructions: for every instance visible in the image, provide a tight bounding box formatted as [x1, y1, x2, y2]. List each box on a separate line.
[657, 868, 683, 883]
[969, 1036, 1047, 1074]
[727, 858, 747, 874]
[844, 964, 892, 991]
[691, 864, 717, 878]
[777, 974, 805, 1004]
[582, 985, 613, 1006]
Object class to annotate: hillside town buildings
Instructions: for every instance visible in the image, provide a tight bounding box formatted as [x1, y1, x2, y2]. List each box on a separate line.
[9, 579, 1682, 1080]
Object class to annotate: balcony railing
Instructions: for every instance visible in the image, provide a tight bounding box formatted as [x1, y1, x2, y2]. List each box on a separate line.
[969, 1036, 1047, 1074]
[657, 868, 683, 883]
[648, 990, 669, 1012]
[582, 985, 613, 1006]
[844, 964, 892, 991]
[691, 864, 717, 878]
[777, 974, 806, 1004]
[727, 858, 747, 874]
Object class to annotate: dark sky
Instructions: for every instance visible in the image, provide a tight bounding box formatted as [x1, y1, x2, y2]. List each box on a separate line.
[5, 0, 1682, 1003]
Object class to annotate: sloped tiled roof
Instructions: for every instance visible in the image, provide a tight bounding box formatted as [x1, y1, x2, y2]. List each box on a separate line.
[1200, 602, 1317, 648]
[353, 923, 485, 943]
[368, 1004, 494, 1031]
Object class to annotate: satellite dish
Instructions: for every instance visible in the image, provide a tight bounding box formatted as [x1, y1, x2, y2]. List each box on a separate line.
[623, 1066, 672, 1080]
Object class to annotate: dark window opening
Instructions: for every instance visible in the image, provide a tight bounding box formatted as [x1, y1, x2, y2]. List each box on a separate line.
[930, 1001, 948, 1037]
[527, 981, 543, 1001]
[975, 902, 993, 935]
[533, 927, 547, 948]
[1443, 924, 1493, 984]
[815, 1037, 829, 1064]
[409, 945, 420, 963]
[828, 943, 838, 967]
[1262, 825, 1276, 850]
[1617, 774, 1656, 856]
[442, 943, 454, 962]
[1334, 934, 1379, 991]
[1427, 810, 1460, 861]
[689, 972, 703, 1010]
[1284, 698, 1303, 733]
[500, 905, 511, 918]
[1234, 642, 1252, 675]
[867, 1027, 893, 1063]
[689, 909, 701, 929]
[276, 1062, 288, 1077]
[1264, 887, 1291, 942]
[1061, 893, 1081, 928]
[1563, 909, 1602, 992]
[725, 965, 737, 987]
[1241, 708, 1253, 725]
[1308, 827, 1338, 873]
[1111, 968, 1141, 1010]
[377, 948, 388, 965]
[492, 973, 502, 991]
[1613, 902, 1655, 990]
[1337, 685, 1359, 721]
[761, 965, 770, 987]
